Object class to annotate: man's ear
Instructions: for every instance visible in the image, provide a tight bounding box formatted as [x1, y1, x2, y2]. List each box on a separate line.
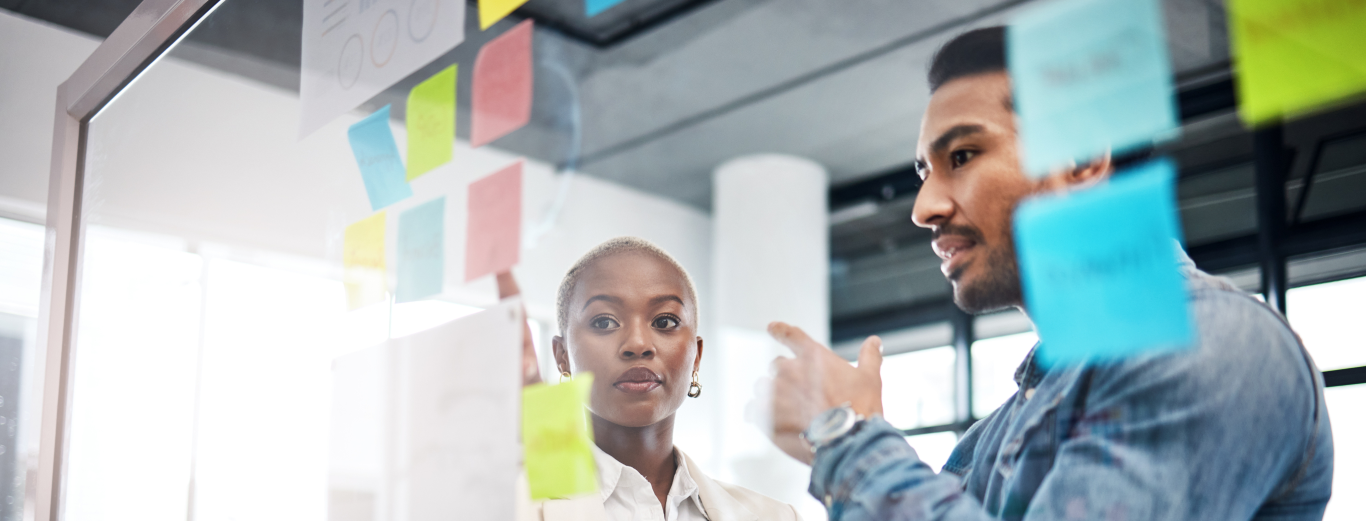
[1041, 151, 1112, 192]
[552, 335, 570, 374]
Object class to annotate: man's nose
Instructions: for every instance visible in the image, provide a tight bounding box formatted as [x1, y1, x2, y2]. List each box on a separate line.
[911, 173, 953, 228]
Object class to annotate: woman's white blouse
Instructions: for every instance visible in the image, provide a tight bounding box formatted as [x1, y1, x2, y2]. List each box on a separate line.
[591, 445, 709, 521]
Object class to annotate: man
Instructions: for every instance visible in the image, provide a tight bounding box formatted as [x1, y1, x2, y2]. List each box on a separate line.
[758, 27, 1334, 520]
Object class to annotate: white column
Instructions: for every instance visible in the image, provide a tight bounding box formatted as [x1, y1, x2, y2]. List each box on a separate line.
[711, 154, 828, 519]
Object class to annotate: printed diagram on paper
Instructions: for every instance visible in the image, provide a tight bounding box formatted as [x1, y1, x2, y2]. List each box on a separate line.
[300, 0, 465, 137]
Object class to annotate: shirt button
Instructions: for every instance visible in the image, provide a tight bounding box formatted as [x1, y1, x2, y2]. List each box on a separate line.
[824, 494, 833, 508]
[1024, 388, 1036, 400]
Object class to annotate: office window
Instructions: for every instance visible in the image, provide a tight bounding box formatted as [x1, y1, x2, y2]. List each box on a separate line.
[1287, 276, 1366, 371]
[1323, 384, 1365, 521]
[0, 217, 42, 521]
[880, 346, 955, 430]
[905, 431, 958, 474]
[971, 332, 1038, 420]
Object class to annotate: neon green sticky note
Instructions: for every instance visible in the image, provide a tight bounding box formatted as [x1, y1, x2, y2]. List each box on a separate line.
[479, 0, 529, 30]
[343, 211, 386, 310]
[522, 375, 598, 500]
[1230, 0, 1366, 126]
[406, 65, 456, 181]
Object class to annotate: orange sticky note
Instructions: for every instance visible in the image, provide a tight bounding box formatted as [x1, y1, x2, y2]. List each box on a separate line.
[478, 0, 529, 30]
[344, 211, 387, 310]
[471, 20, 533, 148]
[465, 161, 522, 282]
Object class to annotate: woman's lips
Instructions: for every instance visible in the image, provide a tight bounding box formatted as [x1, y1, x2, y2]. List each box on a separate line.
[614, 366, 662, 394]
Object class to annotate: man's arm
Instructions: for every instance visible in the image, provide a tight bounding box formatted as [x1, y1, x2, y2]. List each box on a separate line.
[766, 290, 1323, 520]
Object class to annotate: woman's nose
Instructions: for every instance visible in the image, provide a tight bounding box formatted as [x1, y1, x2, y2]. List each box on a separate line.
[619, 323, 655, 359]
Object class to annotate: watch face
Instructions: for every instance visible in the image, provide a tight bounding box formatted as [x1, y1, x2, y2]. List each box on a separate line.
[809, 406, 853, 442]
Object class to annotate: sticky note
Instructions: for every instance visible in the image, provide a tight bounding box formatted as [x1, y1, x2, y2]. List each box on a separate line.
[1013, 159, 1193, 367]
[471, 20, 533, 148]
[344, 211, 387, 310]
[1229, 0, 1366, 126]
[479, 0, 529, 30]
[1008, 0, 1179, 177]
[406, 65, 457, 181]
[348, 105, 413, 210]
[397, 197, 446, 303]
[465, 161, 522, 282]
[586, 0, 626, 17]
[523, 375, 598, 501]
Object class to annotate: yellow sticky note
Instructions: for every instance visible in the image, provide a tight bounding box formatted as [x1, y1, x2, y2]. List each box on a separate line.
[479, 0, 529, 30]
[406, 65, 456, 181]
[1230, 0, 1366, 126]
[522, 375, 598, 500]
[344, 211, 387, 310]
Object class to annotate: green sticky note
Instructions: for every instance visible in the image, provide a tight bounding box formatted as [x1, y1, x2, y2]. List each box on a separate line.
[522, 375, 598, 500]
[406, 64, 456, 181]
[1230, 0, 1366, 126]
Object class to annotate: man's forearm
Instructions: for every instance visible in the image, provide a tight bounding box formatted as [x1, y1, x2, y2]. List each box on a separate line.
[811, 417, 992, 521]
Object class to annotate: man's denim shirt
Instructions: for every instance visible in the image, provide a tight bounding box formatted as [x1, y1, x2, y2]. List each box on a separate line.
[810, 253, 1334, 520]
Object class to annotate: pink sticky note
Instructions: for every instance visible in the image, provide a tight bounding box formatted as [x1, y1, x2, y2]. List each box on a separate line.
[466, 161, 522, 281]
[471, 20, 533, 148]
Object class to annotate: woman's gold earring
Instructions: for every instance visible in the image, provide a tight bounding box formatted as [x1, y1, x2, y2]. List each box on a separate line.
[687, 369, 702, 398]
[560, 371, 571, 384]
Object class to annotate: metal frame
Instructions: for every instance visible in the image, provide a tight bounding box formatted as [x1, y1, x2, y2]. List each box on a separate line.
[35, 1, 219, 520]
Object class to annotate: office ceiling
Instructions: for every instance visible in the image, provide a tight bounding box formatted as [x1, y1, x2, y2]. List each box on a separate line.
[1, 0, 1235, 210]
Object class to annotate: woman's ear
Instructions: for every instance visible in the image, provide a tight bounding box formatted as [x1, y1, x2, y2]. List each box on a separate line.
[693, 337, 704, 372]
[552, 335, 570, 374]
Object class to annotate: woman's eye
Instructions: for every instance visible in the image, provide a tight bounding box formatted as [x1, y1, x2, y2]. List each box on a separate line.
[591, 317, 620, 329]
[652, 316, 680, 329]
[950, 149, 978, 168]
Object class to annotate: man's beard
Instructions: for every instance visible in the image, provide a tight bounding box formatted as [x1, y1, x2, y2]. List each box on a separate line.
[944, 227, 1023, 314]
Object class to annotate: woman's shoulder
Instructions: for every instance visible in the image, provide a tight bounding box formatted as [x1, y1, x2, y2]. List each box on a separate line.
[678, 451, 803, 521]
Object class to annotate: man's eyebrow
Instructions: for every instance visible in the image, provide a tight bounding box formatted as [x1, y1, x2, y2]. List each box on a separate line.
[930, 124, 986, 155]
[582, 295, 622, 310]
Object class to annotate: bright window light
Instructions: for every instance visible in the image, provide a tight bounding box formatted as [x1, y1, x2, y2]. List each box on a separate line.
[905, 431, 959, 473]
[880, 346, 956, 430]
[1287, 276, 1366, 371]
[971, 332, 1038, 419]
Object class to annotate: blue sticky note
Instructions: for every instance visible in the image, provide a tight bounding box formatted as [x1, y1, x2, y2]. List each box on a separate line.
[396, 196, 445, 303]
[348, 105, 413, 211]
[1008, 0, 1179, 177]
[586, 0, 625, 17]
[1013, 159, 1193, 367]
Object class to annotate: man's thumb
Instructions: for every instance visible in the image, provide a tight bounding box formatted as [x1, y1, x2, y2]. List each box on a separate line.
[857, 335, 883, 374]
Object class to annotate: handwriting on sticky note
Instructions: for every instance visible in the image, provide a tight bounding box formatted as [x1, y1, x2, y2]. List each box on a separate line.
[344, 211, 387, 310]
[1013, 159, 1193, 367]
[397, 197, 445, 303]
[1230, 0, 1366, 125]
[348, 105, 413, 210]
[471, 20, 533, 148]
[523, 375, 598, 501]
[586, 0, 625, 17]
[465, 161, 522, 282]
[407, 65, 457, 181]
[478, 0, 529, 30]
[1008, 0, 1178, 177]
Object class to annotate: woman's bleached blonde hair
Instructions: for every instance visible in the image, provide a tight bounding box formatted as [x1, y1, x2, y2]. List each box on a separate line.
[556, 236, 700, 335]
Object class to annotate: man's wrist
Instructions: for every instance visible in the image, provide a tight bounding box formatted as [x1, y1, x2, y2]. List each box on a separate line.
[801, 404, 865, 453]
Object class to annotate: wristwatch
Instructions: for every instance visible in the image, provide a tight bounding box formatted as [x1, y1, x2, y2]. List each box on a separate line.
[801, 403, 864, 453]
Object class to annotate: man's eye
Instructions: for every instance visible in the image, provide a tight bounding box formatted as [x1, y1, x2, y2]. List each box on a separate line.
[950, 149, 978, 168]
[652, 316, 679, 329]
[591, 317, 620, 329]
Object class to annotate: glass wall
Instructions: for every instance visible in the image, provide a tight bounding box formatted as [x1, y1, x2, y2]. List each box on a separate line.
[0, 217, 42, 521]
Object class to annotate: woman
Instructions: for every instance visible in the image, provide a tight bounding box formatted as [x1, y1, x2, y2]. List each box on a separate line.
[502, 237, 799, 521]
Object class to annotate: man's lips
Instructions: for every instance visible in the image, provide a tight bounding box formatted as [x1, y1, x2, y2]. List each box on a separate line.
[932, 236, 977, 262]
[613, 366, 662, 393]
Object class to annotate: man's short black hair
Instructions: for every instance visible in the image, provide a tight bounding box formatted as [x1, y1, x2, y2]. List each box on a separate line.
[927, 26, 1007, 93]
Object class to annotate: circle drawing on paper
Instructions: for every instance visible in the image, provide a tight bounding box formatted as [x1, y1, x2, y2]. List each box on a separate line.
[371, 9, 399, 68]
[409, 0, 439, 42]
[338, 34, 363, 89]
